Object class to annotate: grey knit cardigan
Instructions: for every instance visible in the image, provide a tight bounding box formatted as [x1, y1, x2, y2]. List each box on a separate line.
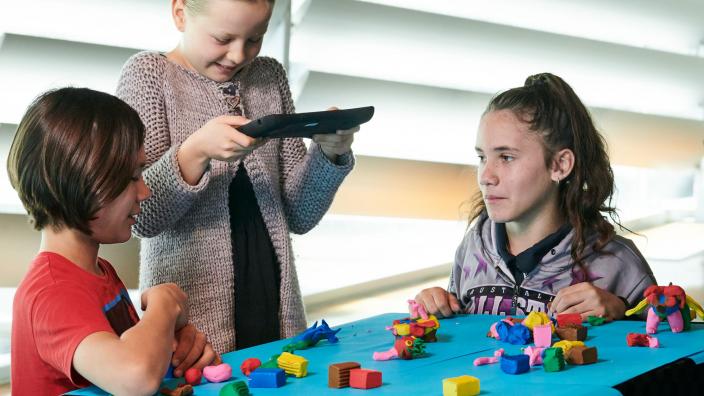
[116, 52, 354, 353]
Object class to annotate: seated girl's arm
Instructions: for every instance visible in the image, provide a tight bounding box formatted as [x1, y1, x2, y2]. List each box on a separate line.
[261, 57, 354, 234]
[549, 237, 656, 320]
[72, 283, 188, 395]
[116, 53, 211, 238]
[549, 282, 627, 320]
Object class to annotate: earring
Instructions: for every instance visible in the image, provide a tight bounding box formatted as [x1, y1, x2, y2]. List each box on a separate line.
[554, 177, 561, 185]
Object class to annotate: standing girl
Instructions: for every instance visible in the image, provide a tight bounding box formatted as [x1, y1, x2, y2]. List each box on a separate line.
[415, 73, 656, 320]
[117, 0, 357, 353]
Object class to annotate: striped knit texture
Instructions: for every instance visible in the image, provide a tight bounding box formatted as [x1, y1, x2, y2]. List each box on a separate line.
[116, 52, 354, 353]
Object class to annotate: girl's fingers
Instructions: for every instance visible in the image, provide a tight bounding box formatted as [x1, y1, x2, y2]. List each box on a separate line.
[449, 293, 461, 313]
[336, 126, 360, 135]
[434, 293, 454, 318]
[218, 115, 251, 126]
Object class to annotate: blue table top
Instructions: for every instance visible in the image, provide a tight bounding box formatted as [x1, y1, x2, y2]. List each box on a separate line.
[68, 313, 704, 395]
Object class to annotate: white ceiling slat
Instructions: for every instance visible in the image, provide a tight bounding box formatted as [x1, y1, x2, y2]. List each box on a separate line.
[0, 34, 138, 125]
[296, 71, 704, 168]
[2, 0, 176, 51]
[291, 0, 704, 121]
[357, 0, 704, 57]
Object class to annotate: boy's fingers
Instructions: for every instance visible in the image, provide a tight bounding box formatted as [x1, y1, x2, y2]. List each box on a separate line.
[172, 325, 196, 367]
[175, 331, 207, 376]
[192, 344, 217, 371]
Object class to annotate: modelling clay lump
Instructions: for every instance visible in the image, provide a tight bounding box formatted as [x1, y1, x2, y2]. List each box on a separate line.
[240, 358, 261, 376]
[373, 335, 426, 361]
[282, 319, 341, 353]
[328, 362, 361, 388]
[203, 363, 232, 383]
[626, 333, 659, 348]
[625, 283, 704, 334]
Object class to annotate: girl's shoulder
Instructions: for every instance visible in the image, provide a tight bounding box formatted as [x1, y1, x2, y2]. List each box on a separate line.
[601, 234, 647, 264]
[239, 56, 287, 83]
[457, 213, 496, 256]
[584, 233, 651, 276]
[120, 51, 167, 81]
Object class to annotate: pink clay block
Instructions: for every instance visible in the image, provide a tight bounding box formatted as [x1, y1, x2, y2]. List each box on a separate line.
[533, 324, 553, 347]
[203, 363, 232, 383]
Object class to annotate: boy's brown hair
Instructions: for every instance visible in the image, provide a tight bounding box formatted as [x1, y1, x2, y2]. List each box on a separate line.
[7, 87, 145, 234]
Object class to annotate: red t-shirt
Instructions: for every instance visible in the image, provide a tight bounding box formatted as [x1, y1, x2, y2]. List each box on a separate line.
[11, 252, 139, 395]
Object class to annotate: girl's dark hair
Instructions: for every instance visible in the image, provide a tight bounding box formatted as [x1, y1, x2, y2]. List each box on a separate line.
[470, 73, 619, 268]
[7, 87, 145, 235]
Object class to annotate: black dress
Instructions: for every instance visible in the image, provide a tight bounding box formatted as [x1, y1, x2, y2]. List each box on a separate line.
[220, 81, 281, 350]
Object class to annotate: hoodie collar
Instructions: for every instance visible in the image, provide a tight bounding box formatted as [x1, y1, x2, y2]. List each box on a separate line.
[494, 222, 572, 284]
[479, 213, 578, 283]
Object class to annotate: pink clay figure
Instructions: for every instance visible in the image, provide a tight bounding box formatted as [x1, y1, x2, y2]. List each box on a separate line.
[666, 310, 685, 333]
[373, 348, 399, 361]
[646, 309, 684, 334]
[473, 348, 504, 366]
[648, 335, 660, 348]
[408, 299, 428, 320]
[523, 346, 545, 366]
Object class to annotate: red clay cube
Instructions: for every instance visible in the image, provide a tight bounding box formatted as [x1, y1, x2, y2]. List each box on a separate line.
[349, 368, 382, 389]
[556, 313, 582, 327]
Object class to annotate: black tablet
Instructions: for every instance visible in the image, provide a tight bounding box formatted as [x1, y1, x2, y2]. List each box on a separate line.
[238, 106, 374, 138]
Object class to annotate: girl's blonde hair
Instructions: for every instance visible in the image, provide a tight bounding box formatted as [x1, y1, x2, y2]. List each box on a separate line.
[184, 0, 275, 16]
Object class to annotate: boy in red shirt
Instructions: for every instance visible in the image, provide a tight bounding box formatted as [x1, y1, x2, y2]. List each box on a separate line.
[8, 88, 216, 395]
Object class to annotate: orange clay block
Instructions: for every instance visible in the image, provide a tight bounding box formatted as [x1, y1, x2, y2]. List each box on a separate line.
[556, 324, 587, 341]
[442, 375, 480, 396]
[566, 345, 598, 365]
[328, 362, 361, 388]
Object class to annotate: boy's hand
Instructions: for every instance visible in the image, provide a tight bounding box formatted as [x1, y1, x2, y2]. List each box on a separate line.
[312, 107, 358, 162]
[171, 323, 217, 377]
[548, 282, 626, 321]
[414, 287, 461, 318]
[141, 283, 189, 330]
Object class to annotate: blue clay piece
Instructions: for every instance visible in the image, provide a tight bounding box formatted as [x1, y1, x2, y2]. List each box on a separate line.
[495, 321, 511, 341]
[507, 323, 532, 345]
[249, 368, 286, 388]
[500, 354, 530, 374]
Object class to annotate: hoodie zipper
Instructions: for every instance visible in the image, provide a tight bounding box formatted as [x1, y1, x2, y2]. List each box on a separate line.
[511, 273, 528, 314]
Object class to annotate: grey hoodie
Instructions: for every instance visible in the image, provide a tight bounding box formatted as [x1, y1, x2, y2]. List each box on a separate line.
[448, 214, 656, 316]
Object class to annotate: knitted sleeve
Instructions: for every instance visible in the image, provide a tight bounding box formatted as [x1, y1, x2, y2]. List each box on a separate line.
[116, 52, 210, 238]
[260, 57, 355, 234]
